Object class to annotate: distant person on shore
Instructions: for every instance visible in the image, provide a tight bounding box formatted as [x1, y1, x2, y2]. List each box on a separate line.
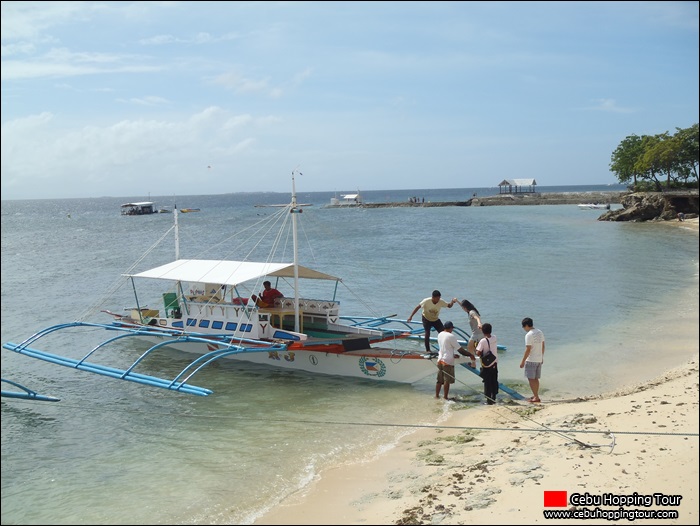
[520, 317, 545, 403]
[678, 212, 685, 222]
[476, 323, 498, 405]
[408, 290, 458, 353]
[435, 321, 468, 400]
[458, 299, 481, 368]
[251, 280, 284, 308]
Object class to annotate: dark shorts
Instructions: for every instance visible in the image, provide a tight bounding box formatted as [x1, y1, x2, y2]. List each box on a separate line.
[524, 361, 542, 380]
[436, 362, 455, 384]
[422, 316, 445, 333]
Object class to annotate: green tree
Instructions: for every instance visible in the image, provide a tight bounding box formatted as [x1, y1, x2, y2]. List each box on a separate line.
[642, 132, 681, 189]
[674, 123, 699, 186]
[610, 124, 699, 191]
[609, 134, 644, 189]
[636, 134, 669, 191]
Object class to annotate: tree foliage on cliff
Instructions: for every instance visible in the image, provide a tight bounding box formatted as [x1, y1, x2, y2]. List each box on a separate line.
[609, 124, 699, 191]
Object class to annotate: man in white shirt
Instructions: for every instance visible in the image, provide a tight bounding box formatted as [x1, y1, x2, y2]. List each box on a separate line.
[435, 321, 467, 400]
[520, 317, 545, 403]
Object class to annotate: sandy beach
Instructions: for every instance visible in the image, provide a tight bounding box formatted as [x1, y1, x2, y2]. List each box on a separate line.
[254, 218, 699, 526]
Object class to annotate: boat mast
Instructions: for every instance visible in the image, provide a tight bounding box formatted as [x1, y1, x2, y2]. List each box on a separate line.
[291, 170, 301, 331]
[174, 205, 180, 260]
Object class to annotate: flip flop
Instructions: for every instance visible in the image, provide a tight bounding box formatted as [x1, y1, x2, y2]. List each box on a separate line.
[528, 397, 541, 403]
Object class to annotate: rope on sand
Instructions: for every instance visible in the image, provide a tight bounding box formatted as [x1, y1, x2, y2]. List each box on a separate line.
[435, 359, 616, 452]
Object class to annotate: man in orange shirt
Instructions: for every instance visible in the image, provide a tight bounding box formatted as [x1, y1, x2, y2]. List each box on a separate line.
[252, 281, 284, 308]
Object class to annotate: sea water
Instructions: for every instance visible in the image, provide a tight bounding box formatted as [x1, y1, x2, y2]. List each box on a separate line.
[2, 185, 698, 525]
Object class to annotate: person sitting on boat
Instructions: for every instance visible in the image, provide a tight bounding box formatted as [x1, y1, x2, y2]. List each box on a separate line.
[251, 281, 284, 308]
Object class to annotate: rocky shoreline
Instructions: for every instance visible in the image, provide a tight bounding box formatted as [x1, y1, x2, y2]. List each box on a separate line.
[598, 190, 698, 222]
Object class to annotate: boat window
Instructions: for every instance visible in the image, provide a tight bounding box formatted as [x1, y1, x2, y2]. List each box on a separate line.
[199, 320, 210, 328]
[212, 321, 223, 330]
[186, 318, 197, 327]
[172, 321, 184, 328]
[225, 322, 238, 331]
[240, 323, 253, 332]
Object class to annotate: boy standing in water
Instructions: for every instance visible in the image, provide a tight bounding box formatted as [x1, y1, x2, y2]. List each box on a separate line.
[520, 317, 545, 403]
[435, 321, 468, 400]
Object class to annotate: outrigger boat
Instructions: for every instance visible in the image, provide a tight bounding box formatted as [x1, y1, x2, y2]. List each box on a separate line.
[4, 172, 518, 398]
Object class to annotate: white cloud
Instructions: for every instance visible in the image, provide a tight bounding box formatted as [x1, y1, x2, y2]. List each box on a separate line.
[583, 98, 637, 114]
[0, 107, 272, 199]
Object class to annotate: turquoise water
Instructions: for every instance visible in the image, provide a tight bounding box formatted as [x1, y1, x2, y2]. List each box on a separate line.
[2, 185, 697, 525]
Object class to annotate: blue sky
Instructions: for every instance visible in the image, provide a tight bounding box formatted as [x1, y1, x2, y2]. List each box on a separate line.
[1, 1, 698, 200]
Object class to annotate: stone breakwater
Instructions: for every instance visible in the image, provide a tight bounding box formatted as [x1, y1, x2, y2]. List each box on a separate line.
[472, 191, 626, 206]
[350, 191, 626, 208]
[359, 200, 471, 208]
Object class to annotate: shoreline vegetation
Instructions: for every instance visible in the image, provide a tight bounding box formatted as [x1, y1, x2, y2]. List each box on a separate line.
[253, 218, 698, 526]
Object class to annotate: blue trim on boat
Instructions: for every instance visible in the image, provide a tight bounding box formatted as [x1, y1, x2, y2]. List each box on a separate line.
[2, 321, 289, 397]
[272, 330, 302, 340]
[1, 378, 60, 402]
[458, 362, 527, 400]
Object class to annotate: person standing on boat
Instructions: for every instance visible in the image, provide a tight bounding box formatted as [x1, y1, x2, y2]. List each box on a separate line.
[252, 281, 284, 308]
[435, 321, 467, 400]
[476, 323, 498, 405]
[520, 317, 545, 403]
[458, 299, 481, 368]
[407, 290, 457, 353]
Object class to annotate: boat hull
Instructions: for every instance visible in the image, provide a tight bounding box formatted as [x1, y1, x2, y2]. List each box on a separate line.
[127, 332, 438, 384]
[578, 203, 610, 210]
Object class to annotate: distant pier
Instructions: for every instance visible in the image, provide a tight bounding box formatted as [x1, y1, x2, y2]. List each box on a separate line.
[324, 191, 626, 209]
[359, 200, 471, 208]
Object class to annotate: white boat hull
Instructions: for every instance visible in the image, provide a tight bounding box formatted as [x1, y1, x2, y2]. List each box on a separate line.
[578, 203, 610, 210]
[129, 333, 439, 384]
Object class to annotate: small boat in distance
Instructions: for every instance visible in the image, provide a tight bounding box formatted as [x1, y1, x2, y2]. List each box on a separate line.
[179, 208, 201, 213]
[121, 201, 157, 215]
[578, 203, 610, 210]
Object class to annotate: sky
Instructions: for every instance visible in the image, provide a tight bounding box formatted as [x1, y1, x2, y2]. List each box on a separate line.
[1, 1, 698, 200]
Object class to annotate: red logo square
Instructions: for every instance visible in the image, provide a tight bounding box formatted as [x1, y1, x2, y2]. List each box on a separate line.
[544, 490, 568, 507]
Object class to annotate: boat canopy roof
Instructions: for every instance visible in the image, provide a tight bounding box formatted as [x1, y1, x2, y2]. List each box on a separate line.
[121, 201, 155, 207]
[126, 259, 341, 286]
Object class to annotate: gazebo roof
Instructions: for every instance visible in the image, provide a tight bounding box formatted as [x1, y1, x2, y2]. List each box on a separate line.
[498, 179, 537, 186]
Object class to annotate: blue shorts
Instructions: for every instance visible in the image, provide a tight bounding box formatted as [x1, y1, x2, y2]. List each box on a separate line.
[524, 361, 542, 380]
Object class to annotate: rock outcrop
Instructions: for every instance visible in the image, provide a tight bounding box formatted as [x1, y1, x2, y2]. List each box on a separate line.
[598, 191, 699, 222]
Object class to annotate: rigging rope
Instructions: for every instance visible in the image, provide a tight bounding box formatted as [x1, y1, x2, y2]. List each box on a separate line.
[434, 359, 616, 451]
[7, 398, 697, 439]
[76, 224, 177, 322]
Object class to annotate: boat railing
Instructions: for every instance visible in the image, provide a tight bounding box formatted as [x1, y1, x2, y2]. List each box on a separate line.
[337, 315, 506, 351]
[274, 297, 339, 315]
[339, 315, 470, 345]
